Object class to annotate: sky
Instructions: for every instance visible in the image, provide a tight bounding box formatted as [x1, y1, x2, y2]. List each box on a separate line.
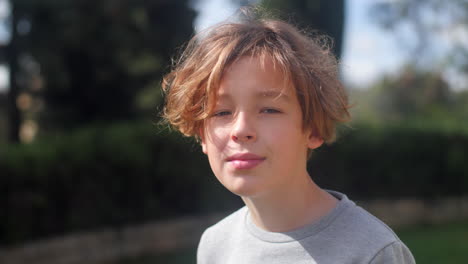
[0, 0, 9, 93]
[340, 0, 407, 88]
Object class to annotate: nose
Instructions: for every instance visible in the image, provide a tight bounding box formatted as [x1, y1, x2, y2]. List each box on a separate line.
[231, 112, 256, 142]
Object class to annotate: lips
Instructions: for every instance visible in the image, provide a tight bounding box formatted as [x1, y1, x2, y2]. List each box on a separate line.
[226, 153, 265, 170]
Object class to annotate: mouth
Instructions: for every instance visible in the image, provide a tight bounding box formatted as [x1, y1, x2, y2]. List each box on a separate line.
[226, 153, 266, 170]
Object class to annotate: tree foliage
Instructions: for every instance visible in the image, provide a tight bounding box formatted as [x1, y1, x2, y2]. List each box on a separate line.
[371, 0, 468, 77]
[257, 0, 345, 58]
[374, 67, 452, 120]
[12, 0, 196, 130]
[350, 66, 468, 126]
[350, 0, 468, 126]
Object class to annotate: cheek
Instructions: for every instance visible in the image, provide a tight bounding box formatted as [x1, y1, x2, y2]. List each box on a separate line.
[267, 117, 303, 138]
[266, 123, 309, 151]
[204, 125, 230, 154]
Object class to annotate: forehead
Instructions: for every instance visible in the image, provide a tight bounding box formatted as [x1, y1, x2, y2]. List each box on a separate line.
[216, 55, 293, 98]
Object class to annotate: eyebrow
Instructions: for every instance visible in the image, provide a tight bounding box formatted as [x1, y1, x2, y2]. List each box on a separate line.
[255, 90, 290, 102]
[216, 90, 290, 102]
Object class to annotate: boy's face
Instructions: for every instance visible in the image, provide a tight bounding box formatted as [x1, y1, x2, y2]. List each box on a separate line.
[200, 56, 323, 198]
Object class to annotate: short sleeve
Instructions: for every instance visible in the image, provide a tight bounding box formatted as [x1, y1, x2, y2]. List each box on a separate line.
[369, 241, 416, 264]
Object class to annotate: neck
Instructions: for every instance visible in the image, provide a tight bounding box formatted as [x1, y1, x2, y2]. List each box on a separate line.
[242, 173, 338, 232]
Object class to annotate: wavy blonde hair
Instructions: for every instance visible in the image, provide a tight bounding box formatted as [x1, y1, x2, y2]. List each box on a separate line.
[162, 12, 350, 144]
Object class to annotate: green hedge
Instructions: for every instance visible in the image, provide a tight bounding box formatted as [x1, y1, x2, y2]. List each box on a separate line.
[1, 121, 467, 245]
[310, 123, 468, 199]
[0, 122, 241, 246]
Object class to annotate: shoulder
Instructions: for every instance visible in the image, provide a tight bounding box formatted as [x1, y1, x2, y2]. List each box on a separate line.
[327, 191, 415, 263]
[330, 191, 401, 245]
[346, 204, 401, 244]
[369, 241, 416, 264]
[197, 207, 247, 263]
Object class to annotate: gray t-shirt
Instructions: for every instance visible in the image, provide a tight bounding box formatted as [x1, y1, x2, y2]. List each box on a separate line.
[197, 191, 415, 264]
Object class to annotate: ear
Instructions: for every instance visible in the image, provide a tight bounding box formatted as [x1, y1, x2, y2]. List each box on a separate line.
[201, 139, 207, 154]
[307, 130, 324, 150]
[198, 127, 208, 154]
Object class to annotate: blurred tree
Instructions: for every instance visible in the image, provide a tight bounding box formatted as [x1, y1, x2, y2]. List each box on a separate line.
[350, 65, 468, 126]
[6, 1, 20, 143]
[370, 0, 468, 84]
[373, 66, 453, 120]
[12, 0, 196, 131]
[455, 89, 468, 119]
[349, 0, 468, 126]
[258, 0, 345, 58]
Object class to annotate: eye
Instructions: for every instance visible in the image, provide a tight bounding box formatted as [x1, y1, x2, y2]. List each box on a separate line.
[260, 108, 281, 114]
[212, 110, 231, 117]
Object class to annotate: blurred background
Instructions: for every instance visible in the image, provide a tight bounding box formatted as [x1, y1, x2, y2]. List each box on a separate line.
[0, 0, 467, 263]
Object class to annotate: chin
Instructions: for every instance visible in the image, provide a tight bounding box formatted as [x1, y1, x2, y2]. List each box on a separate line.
[229, 188, 258, 198]
[225, 179, 268, 198]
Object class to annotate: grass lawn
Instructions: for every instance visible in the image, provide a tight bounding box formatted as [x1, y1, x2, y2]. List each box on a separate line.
[119, 220, 468, 264]
[397, 220, 468, 264]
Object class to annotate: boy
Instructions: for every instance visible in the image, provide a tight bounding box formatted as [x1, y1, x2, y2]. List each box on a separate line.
[162, 12, 415, 264]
